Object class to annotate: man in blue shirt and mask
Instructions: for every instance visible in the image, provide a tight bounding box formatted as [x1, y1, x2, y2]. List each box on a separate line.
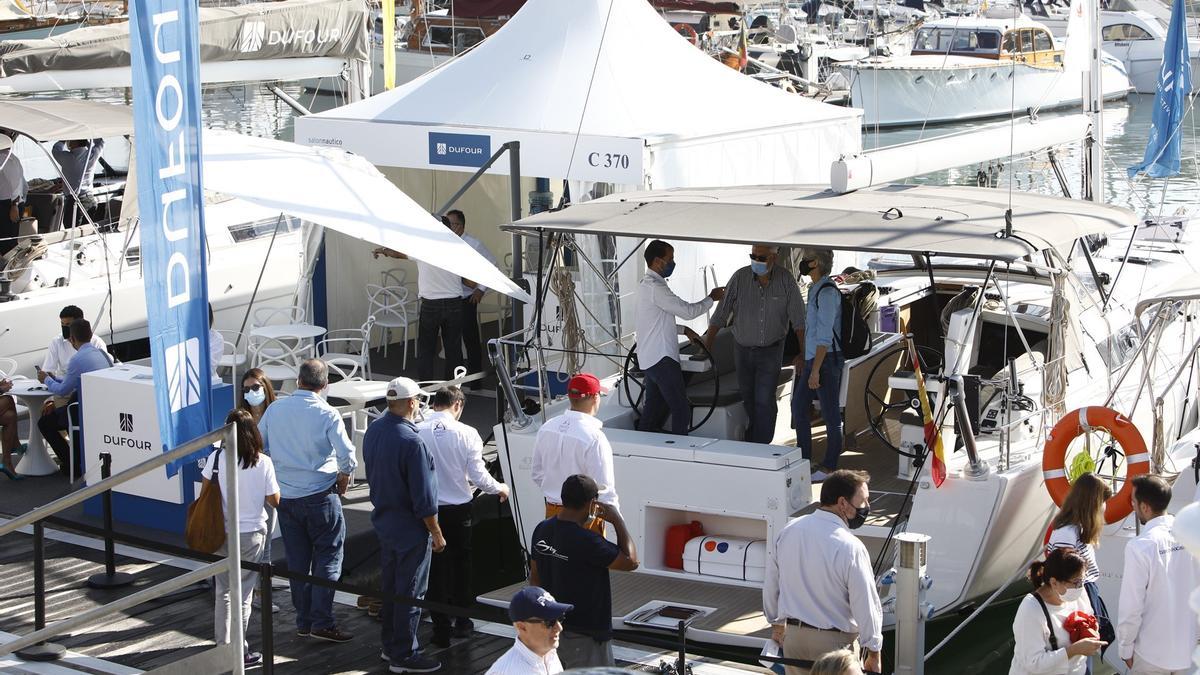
[364, 376, 446, 673]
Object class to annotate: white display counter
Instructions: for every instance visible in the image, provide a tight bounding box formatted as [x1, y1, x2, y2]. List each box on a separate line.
[81, 364, 233, 532]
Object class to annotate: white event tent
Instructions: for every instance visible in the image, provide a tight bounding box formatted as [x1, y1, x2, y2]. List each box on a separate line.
[295, 0, 863, 188]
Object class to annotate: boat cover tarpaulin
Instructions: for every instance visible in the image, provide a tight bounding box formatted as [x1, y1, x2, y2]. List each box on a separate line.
[503, 184, 1136, 261]
[0, 0, 367, 77]
[0, 99, 134, 140]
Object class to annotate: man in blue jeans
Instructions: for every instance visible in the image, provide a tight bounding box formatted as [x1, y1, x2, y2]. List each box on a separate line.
[258, 359, 358, 643]
[793, 248, 845, 482]
[364, 376, 446, 673]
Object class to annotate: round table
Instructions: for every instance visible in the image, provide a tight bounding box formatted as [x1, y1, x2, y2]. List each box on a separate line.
[325, 379, 391, 481]
[250, 324, 328, 340]
[7, 380, 60, 476]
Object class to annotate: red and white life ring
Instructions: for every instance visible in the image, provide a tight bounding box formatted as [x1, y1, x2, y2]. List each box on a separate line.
[1042, 406, 1150, 524]
[674, 23, 699, 46]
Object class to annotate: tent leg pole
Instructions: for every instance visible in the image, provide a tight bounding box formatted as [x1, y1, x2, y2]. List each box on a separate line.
[508, 142, 523, 336]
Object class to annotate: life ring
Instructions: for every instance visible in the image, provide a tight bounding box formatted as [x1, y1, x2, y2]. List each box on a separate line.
[674, 23, 699, 46]
[1043, 406, 1150, 524]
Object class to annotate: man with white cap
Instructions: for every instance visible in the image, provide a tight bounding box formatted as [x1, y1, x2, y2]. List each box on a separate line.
[486, 586, 572, 675]
[364, 376, 446, 673]
[0, 134, 27, 256]
[531, 373, 620, 535]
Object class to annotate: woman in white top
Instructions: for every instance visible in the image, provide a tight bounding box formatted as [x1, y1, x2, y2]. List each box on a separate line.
[1045, 473, 1112, 675]
[1010, 548, 1105, 675]
[202, 409, 280, 668]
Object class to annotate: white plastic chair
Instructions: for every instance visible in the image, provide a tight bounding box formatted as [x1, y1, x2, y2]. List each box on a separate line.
[0, 357, 30, 419]
[367, 284, 415, 367]
[382, 268, 420, 319]
[324, 356, 364, 382]
[252, 305, 307, 328]
[250, 336, 306, 392]
[215, 330, 248, 374]
[316, 317, 375, 381]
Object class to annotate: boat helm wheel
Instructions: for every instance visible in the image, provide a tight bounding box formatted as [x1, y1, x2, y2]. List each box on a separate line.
[673, 23, 699, 46]
[863, 343, 945, 458]
[1043, 406, 1149, 524]
[622, 340, 718, 434]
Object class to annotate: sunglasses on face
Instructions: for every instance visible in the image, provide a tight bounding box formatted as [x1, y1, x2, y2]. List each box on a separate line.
[528, 618, 561, 629]
[749, 253, 770, 262]
[244, 383, 263, 392]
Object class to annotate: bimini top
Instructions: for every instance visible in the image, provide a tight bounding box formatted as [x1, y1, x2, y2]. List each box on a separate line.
[0, 99, 133, 141]
[504, 184, 1135, 261]
[1135, 276, 1200, 318]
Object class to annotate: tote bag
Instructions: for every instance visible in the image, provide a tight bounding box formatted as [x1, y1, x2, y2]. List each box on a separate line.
[185, 449, 226, 553]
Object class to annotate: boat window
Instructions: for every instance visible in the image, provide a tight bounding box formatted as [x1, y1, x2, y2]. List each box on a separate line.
[1002, 30, 1019, 53]
[227, 215, 302, 243]
[1033, 30, 1053, 51]
[914, 27, 956, 51]
[975, 31, 1000, 50]
[1097, 323, 1142, 371]
[427, 25, 486, 50]
[1102, 23, 1153, 40]
[1019, 29, 1035, 52]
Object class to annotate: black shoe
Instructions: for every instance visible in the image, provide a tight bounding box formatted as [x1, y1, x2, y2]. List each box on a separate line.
[309, 627, 354, 643]
[452, 620, 473, 639]
[296, 628, 310, 637]
[244, 652, 263, 669]
[431, 631, 451, 649]
[388, 654, 441, 673]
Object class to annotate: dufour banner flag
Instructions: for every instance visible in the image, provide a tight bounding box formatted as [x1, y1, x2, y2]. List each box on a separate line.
[1128, 0, 1192, 178]
[129, 0, 212, 469]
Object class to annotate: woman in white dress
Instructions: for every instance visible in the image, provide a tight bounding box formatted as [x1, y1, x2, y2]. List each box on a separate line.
[203, 408, 280, 668]
[1010, 548, 1106, 675]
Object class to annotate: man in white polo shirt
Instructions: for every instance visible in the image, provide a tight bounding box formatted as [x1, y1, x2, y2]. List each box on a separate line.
[531, 373, 619, 535]
[635, 239, 724, 435]
[373, 215, 477, 382]
[485, 586, 571, 675]
[417, 384, 509, 647]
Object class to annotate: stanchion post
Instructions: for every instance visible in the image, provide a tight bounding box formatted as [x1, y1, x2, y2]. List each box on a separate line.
[88, 453, 134, 589]
[260, 562, 274, 675]
[15, 522, 65, 661]
[676, 620, 688, 675]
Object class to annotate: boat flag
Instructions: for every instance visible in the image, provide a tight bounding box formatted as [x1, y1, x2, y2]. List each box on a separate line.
[1128, 0, 1192, 178]
[738, 20, 749, 70]
[129, 0, 213, 469]
[905, 334, 947, 487]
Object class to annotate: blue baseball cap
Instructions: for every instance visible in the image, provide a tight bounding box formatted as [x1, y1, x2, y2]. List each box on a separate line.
[508, 586, 574, 622]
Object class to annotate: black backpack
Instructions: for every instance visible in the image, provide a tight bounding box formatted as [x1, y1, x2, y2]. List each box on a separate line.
[814, 279, 875, 359]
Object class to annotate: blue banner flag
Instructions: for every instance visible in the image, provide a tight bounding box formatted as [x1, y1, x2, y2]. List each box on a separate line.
[129, 0, 212, 468]
[1128, 0, 1192, 178]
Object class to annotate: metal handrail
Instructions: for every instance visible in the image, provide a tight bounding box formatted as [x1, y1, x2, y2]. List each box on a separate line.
[0, 423, 245, 674]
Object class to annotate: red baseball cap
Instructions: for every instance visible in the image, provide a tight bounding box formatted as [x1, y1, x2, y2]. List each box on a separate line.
[567, 373, 607, 399]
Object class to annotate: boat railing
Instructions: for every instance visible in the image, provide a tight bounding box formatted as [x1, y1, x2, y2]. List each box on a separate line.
[0, 423, 249, 674]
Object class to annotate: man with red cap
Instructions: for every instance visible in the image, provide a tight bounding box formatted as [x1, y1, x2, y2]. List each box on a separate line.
[531, 373, 619, 535]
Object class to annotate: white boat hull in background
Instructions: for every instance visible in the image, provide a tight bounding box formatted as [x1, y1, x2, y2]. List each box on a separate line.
[846, 56, 1131, 127]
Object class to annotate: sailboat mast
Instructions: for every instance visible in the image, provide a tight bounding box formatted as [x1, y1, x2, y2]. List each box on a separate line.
[1085, 0, 1104, 203]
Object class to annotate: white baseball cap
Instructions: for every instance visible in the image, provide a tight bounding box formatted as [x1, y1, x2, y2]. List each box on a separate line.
[386, 376, 422, 401]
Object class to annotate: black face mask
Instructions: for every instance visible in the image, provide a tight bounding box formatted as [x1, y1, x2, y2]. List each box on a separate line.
[61, 324, 71, 340]
[847, 503, 870, 530]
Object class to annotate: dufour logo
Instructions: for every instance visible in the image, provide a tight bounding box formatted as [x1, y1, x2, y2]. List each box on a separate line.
[436, 142, 448, 155]
[428, 132, 491, 168]
[239, 20, 266, 52]
[119, 412, 133, 433]
[165, 338, 202, 413]
[104, 411, 152, 450]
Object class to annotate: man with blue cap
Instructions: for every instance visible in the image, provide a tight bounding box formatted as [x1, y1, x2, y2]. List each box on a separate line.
[486, 586, 573, 674]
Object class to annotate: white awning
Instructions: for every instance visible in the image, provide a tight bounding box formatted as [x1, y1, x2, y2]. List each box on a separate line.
[503, 184, 1135, 261]
[0, 99, 134, 141]
[201, 131, 530, 302]
[1135, 277, 1200, 318]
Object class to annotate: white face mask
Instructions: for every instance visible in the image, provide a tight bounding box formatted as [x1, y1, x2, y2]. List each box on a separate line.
[1061, 585, 1084, 603]
[243, 388, 266, 407]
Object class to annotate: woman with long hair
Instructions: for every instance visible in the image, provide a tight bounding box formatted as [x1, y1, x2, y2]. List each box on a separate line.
[1046, 473, 1113, 674]
[1010, 548, 1105, 675]
[203, 408, 280, 668]
[239, 368, 277, 424]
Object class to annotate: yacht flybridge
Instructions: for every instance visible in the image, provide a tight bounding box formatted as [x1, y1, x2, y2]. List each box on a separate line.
[483, 183, 1198, 652]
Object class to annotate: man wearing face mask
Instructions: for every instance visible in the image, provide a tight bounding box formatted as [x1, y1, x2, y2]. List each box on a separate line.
[36, 319, 113, 478]
[704, 244, 805, 444]
[635, 240, 725, 435]
[257, 359, 358, 644]
[0, 134, 26, 256]
[1117, 475, 1200, 675]
[418, 385, 509, 647]
[42, 305, 108, 382]
[763, 470, 882, 675]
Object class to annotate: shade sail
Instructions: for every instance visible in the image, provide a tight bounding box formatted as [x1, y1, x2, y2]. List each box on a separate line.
[1135, 276, 1200, 317]
[201, 131, 530, 302]
[0, 99, 134, 141]
[503, 184, 1136, 261]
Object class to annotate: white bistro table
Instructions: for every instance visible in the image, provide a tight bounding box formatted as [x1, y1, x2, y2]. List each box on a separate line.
[8, 380, 59, 476]
[326, 378, 391, 481]
[250, 323, 328, 341]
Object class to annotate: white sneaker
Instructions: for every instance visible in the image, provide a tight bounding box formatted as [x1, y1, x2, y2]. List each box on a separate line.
[811, 470, 829, 482]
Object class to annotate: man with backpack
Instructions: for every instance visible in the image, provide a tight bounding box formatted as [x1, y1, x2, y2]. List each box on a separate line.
[704, 244, 806, 444]
[794, 248, 847, 482]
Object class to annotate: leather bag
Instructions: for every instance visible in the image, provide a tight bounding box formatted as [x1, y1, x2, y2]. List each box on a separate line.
[185, 449, 226, 553]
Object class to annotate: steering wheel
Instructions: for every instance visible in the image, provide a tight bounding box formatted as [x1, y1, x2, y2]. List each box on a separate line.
[622, 339, 719, 434]
[862, 344, 945, 458]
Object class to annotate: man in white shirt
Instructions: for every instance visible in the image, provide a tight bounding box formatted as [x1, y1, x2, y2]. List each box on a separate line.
[447, 210, 496, 385]
[417, 385, 510, 647]
[42, 305, 109, 415]
[635, 240, 724, 435]
[531, 373, 619, 535]
[764, 469, 882, 675]
[485, 586, 571, 675]
[0, 134, 27, 256]
[373, 215, 473, 382]
[51, 138, 105, 227]
[1118, 474, 1200, 675]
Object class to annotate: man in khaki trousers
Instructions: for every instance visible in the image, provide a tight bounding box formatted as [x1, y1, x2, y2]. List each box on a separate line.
[763, 470, 882, 675]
